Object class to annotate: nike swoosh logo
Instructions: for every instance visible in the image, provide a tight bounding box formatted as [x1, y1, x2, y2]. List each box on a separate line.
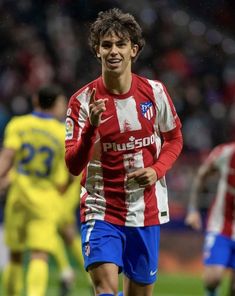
[100, 115, 113, 125]
[150, 269, 158, 276]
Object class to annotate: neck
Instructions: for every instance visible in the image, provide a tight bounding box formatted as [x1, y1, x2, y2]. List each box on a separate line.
[102, 70, 132, 95]
[34, 107, 53, 116]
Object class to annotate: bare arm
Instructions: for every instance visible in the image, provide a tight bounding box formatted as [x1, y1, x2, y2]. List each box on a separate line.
[185, 160, 217, 230]
[0, 147, 16, 191]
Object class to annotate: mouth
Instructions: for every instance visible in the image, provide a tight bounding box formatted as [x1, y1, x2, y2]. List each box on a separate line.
[106, 58, 122, 68]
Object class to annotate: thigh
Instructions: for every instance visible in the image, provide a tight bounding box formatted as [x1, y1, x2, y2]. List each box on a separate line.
[81, 220, 125, 271]
[26, 218, 59, 253]
[89, 262, 119, 294]
[123, 274, 154, 296]
[4, 191, 26, 252]
[123, 225, 160, 285]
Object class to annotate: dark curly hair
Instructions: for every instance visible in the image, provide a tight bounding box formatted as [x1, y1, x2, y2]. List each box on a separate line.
[88, 8, 145, 61]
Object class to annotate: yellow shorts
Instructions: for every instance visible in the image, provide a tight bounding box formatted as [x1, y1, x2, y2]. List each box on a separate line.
[4, 183, 62, 253]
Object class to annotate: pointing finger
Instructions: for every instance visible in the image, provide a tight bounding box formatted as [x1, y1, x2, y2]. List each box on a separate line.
[89, 88, 96, 105]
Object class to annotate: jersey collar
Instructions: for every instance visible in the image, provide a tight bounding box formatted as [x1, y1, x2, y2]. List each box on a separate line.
[32, 111, 54, 119]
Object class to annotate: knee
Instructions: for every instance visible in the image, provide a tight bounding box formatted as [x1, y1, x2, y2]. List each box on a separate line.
[93, 278, 118, 295]
[203, 271, 222, 290]
[89, 263, 119, 295]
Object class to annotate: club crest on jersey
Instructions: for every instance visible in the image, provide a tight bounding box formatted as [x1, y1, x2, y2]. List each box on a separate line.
[140, 101, 154, 120]
[65, 118, 74, 140]
[66, 108, 72, 116]
[85, 243, 90, 256]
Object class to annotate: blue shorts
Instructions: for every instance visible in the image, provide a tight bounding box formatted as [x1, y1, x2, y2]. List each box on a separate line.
[204, 232, 235, 269]
[81, 220, 160, 284]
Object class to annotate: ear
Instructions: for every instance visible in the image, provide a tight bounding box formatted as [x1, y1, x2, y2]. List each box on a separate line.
[131, 44, 139, 58]
[95, 45, 101, 58]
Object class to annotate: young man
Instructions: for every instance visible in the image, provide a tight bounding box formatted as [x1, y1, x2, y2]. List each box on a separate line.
[185, 143, 235, 296]
[65, 8, 183, 296]
[0, 85, 71, 296]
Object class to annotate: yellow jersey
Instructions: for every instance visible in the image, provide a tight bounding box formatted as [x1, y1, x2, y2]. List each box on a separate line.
[3, 112, 68, 210]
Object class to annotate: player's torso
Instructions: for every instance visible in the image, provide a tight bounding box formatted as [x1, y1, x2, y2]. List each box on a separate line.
[12, 114, 65, 190]
[79, 76, 168, 226]
[207, 144, 235, 239]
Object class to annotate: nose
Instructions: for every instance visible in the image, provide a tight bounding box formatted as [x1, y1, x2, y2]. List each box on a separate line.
[110, 44, 118, 55]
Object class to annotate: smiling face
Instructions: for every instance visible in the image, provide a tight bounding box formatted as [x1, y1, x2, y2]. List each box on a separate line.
[96, 32, 139, 78]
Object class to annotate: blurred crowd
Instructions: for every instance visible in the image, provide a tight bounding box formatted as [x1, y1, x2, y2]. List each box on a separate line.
[0, 0, 235, 208]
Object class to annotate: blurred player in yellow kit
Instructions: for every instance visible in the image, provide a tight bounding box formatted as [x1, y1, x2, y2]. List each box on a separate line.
[56, 175, 93, 296]
[0, 84, 84, 296]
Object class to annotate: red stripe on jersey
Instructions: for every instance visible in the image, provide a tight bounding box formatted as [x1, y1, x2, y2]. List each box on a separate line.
[221, 192, 234, 237]
[227, 151, 235, 187]
[221, 151, 235, 236]
[104, 191, 128, 225]
[144, 186, 160, 225]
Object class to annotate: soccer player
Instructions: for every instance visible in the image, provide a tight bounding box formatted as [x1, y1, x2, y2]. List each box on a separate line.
[185, 143, 235, 296]
[65, 8, 183, 296]
[56, 174, 94, 295]
[0, 84, 71, 296]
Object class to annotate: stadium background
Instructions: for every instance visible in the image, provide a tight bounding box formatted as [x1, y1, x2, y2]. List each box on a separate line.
[0, 0, 235, 295]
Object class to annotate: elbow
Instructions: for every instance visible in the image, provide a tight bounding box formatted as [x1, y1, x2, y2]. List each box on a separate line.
[175, 131, 184, 155]
[65, 155, 80, 176]
[67, 166, 80, 176]
[179, 137, 184, 153]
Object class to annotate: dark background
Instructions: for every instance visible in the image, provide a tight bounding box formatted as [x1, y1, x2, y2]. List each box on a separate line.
[0, 0, 235, 224]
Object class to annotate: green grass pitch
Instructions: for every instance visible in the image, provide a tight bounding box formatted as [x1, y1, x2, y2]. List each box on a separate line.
[0, 267, 230, 295]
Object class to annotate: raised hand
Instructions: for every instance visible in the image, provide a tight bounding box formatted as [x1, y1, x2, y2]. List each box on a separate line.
[185, 210, 202, 231]
[89, 88, 108, 127]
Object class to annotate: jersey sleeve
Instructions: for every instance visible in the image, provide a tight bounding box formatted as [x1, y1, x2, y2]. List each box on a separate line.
[155, 82, 181, 133]
[204, 145, 224, 169]
[65, 87, 98, 176]
[3, 117, 22, 151]
[151, 81, 183, 179]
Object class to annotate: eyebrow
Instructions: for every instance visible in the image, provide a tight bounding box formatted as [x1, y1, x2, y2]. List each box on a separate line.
[101, 38, 129, 44]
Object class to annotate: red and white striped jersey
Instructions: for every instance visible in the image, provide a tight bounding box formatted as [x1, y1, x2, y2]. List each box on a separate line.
[65, 74, 182, 226]
[206, 143, 235, 239]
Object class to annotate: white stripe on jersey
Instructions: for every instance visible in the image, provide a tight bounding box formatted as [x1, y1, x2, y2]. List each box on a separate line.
[114, 96, 141, 133]
[123, 151, 145, 226]
[76, 87, 90, 140]
[155, 177, 170, 224]
[147, 80, 176, 132]
[84, 160, 106, 221]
